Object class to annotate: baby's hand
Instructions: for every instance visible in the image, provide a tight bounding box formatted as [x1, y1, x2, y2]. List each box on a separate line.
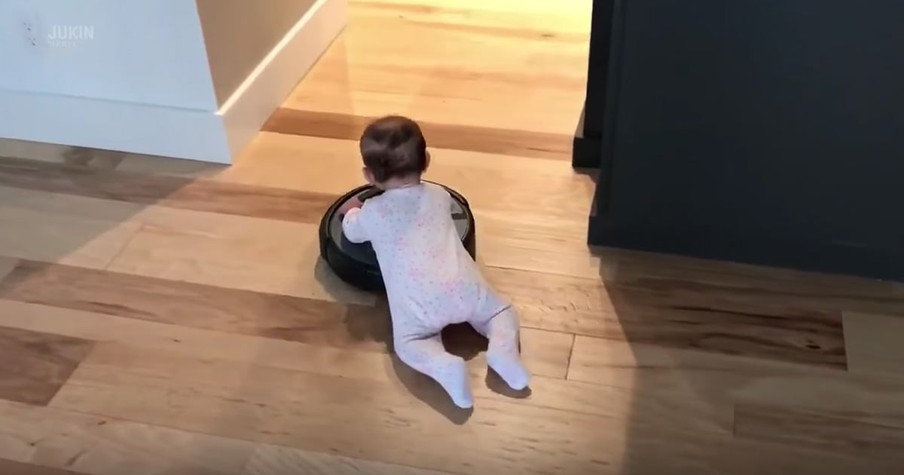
[339, 198, 363, 215]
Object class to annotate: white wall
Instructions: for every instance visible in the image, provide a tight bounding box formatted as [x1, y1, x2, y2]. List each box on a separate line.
[0, 0, 346, 164]
[0, 0, 217, 111]
[196, 0, 317, 107]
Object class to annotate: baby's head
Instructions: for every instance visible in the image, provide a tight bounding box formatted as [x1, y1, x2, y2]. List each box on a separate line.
[359, 115, 429, 189]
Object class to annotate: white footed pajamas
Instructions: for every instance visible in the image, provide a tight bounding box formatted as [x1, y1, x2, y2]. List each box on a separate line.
[342, 182, 530, 408]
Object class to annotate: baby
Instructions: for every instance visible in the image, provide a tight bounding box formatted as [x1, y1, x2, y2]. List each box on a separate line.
[339, 115, 530, 408]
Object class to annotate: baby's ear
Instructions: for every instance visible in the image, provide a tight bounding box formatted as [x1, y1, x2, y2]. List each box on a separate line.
[362, 167, 374, 184]
[425, 150, 431, 168]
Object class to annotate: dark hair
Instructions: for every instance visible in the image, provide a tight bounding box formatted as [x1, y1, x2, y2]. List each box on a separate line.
[359, 115, 428, 183]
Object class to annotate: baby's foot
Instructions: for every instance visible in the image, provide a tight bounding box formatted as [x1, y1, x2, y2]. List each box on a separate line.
[487, 348, 530, 390]
[433, 359, 474, 409]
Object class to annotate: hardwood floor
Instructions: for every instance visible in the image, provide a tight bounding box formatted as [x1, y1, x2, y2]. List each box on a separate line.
[0, 0, 903, 473]
[262, 109, 575, 160]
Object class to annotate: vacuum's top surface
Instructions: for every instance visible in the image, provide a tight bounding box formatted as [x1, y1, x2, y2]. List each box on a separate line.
[327, 185, 472, 266]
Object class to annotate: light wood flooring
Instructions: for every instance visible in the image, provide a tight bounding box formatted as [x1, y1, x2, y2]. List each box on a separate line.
[1, 0, 904, 473]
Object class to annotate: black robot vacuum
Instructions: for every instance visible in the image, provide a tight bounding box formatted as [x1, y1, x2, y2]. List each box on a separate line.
[319, 181, 477, 292]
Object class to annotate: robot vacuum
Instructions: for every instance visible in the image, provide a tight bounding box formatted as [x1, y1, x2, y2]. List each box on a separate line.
[319, 181, 477, 292]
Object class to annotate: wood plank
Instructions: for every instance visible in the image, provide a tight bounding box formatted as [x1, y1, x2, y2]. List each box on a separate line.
[516, 328, 573, 379]
[486, 266, 846, 368]
[49, 343, 615, 475]
[569, 335, 809, 389]
[0, 262, 572, 376]
[0, 185, 373, 304]
[115, 133, 601, 279]
[49, 342, 890, 475]
[734, 403, 904, 462]
[0, 299, 391, 383]
[0, 204, 141, 270]
[0, 257, 16, 281]
[353, 1, 591, 44]
[283, 68, 583, 142]
[3, 405, 456, 475]
[263, 109, 574, 161]
[0, 400, 255, 475]
[599, 283, 846, 368]
[0, 260, 383, 352]
[0, 185, 144, 224]
[282, 19, 587, 136]
[123, 134, 594, 220]
[484, 266, 615, 334]
[118, 132, 598, 253]
[0, 157, 337, 225]
[242, 444, 455, 475]
[0, 326, 94, 406]
[0, 298, 570, 383]
[568, 336, 904, 430]
[0, 139, 130, 170]
[108, 209, 590, 308]
[285, 0, 589, 137]
[843, 312, 904, 376]
[0, 458, 83, 475]
[609, 248, 904, 317]
[353, 0, 591, 18]
[474, 209, 605, 279]
[106, 208, 374, 305]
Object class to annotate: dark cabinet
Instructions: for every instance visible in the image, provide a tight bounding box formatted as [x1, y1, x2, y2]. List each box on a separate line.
[579, 0, 904, 281]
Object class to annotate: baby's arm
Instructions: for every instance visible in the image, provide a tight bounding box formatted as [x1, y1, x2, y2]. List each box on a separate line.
[341, 201, 370, 243]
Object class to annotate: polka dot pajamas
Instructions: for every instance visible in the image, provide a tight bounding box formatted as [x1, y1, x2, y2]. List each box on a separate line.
[342, 182, 530, 407]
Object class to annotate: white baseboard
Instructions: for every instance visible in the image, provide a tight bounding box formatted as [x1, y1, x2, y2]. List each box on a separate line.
[0, 90, 233, 163]
[0, 0, 346, 165]
[220, 0, 347, 161]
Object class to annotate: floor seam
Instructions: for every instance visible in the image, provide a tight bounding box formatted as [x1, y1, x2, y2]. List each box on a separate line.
[563, 333, 577, 380]
[103, 222, 146, 271]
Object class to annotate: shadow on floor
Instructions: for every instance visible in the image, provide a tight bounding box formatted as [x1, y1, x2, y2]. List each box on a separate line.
[590, 245, 904, 474]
